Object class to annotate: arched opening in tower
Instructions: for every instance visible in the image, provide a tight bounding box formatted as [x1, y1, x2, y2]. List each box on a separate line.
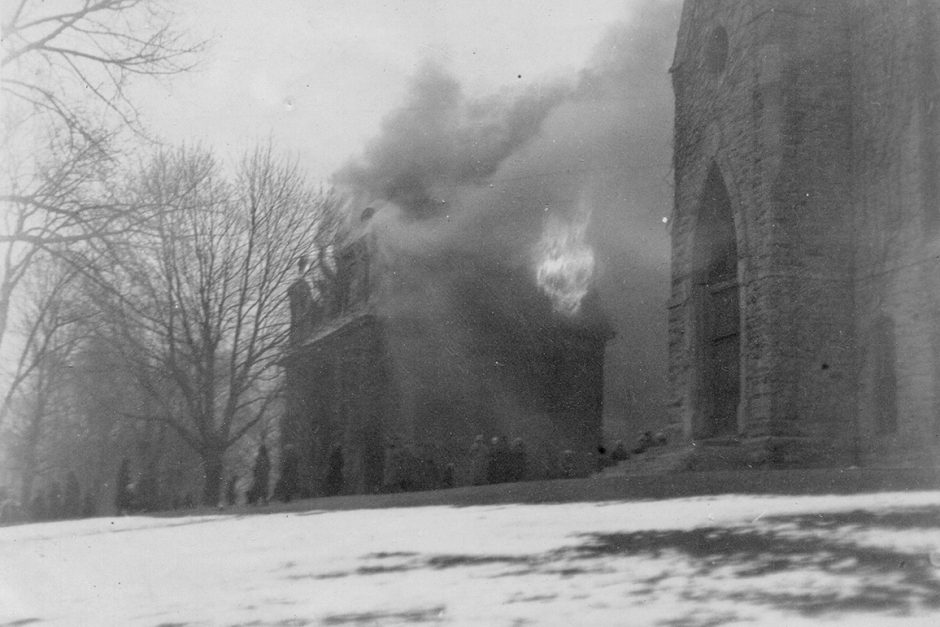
[692, 164, 740, 439]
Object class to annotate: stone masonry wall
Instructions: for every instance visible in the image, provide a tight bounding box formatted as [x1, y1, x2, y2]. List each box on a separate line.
[671, 0, 940, 468]
[671, 0, 856, 465]
[851, 0, 940, 467]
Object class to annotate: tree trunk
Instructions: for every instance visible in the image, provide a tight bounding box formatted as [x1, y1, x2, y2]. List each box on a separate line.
[200, 447, 225, 506]
[18, 400, 45, 506]
[0, 276, 13, 358]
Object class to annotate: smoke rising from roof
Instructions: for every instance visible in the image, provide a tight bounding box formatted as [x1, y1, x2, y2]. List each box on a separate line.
[335, 1, 679, 437]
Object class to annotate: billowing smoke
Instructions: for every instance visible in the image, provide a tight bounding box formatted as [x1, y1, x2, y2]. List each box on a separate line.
[335, 0, 680, 438]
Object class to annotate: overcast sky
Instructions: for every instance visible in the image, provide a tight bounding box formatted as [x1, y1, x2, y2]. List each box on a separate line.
[137, 0, 647, 181]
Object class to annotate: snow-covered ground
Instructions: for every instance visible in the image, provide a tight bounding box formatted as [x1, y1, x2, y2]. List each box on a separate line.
[2, 491, 940, 626]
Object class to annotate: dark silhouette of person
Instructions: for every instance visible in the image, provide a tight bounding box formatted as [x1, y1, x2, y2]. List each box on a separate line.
[274, 445, 300, 502]
[247, 443, 271, 505]
[487, 436, 510, 484]
[225, 476, 238, 507]
[559, 449, 575, 479]
[509, 438, 527, 482]
[325, 445, 344, 496]
[611, 440, 629, 463]
[469, 435, 489, 486]
[442, 463, 455, 489]
[633, 431, 655, 455]
[416, 442, 440, 490]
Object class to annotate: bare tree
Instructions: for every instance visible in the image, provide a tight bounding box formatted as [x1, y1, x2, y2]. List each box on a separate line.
[0, 255, 82, 429]
[94, 145, 341, 505]
[2, 0, 198, 140]
[0, 257, 90, 506]
[0, 0, 201, 356]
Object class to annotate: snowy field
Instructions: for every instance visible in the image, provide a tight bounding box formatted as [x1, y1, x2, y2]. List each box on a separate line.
[2, 491, 940, 626]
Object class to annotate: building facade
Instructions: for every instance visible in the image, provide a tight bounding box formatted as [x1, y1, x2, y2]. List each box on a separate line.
[669, 0, 940, 467]
[281, 210, 612, 495]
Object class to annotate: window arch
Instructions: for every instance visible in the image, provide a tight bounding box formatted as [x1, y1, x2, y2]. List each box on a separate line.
[692, 164, 740, 438]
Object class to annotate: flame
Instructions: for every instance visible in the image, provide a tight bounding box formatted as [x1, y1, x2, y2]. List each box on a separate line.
[534, 204, 595, 316]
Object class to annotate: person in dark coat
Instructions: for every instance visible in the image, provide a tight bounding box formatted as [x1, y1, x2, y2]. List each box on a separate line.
[595, 443, 611, 472]
[441, 463, 455, 489]
[395, 445, 419, 493]
[382, 438, 401, 493]
[633, 431, 655, 455]
[325, 445, 344, 496]
[224, 476, 238, 507]
[416, 442, 440, 491]
[247, 443, 271, 505]
[115, 458, 133, 514]
[273, 444, 301, 503]
[559, 449, 575, 479]
[508, 438, 527, 482]
[487, 436, 510, 484]
[611, 440, 629, 463]
[469, 435, 489, 486]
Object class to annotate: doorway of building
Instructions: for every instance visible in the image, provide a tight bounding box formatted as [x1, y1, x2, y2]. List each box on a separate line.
[694, 165, 740, 438]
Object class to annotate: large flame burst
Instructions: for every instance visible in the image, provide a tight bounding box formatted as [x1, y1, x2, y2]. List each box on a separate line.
[533, 205, 595, 316]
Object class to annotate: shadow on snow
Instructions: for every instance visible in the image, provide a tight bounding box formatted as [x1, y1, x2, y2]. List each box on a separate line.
[285, 505, 940, 624]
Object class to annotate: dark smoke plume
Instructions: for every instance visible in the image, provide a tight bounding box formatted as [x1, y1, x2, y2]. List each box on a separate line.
[334, 0, 680, 437]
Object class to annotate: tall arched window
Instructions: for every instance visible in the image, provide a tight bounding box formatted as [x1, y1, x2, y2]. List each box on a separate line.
[693, 165, 740, 438]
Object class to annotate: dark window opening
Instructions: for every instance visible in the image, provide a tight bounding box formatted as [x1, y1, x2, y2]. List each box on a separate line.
[693, 164, 740, 439]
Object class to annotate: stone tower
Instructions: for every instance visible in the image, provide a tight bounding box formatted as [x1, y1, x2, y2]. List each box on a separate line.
[669, 1, 940, 467]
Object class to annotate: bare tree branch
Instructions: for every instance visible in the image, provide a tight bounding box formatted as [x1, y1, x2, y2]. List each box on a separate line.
[0, 0, 203, 353]
[90, 144, 340, 504]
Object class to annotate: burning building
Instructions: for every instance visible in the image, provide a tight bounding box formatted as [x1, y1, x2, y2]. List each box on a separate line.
[280, 206, 613, 495]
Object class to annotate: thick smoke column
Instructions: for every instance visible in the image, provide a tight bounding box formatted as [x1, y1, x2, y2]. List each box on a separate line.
[335, 0, 680, 436]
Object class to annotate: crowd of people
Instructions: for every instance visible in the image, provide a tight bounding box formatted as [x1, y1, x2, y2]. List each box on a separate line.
[0, 429, 672, 525]
[0, 472, 97, 524]
[594, 429, 671, 472]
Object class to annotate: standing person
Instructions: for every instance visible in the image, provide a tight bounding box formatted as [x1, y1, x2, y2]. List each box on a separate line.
[398, 445, 418, 492]
[633, 431, 655, 455]
[382, 437, 401, 493]
[417, 442, 441, 490]
[559, 449, 575, 479]
[247, 443, 271, 505]
[442, 463, 455, 489]
[509, 438, 527, 482]
[325, 445, 344, 496]
[469, 435, 489, 486]
[115, 458, 133, 515]
[595, 443, 610, 473]
[225, 476, 238, 507]
[273, 444, 300, 503]
[611, 440, 629, 463]
[488, 436, 510, 484]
